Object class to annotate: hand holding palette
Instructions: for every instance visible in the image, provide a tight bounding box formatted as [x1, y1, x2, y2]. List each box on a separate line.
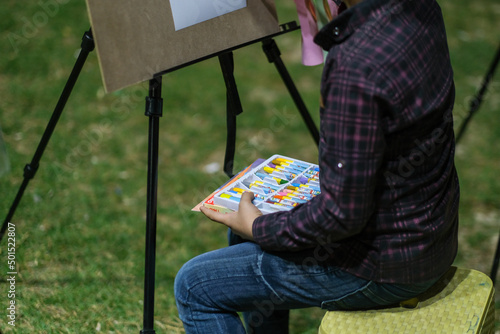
[194, 155, 320, 214]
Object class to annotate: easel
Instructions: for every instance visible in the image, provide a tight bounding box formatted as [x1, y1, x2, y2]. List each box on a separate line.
[0, 30, 95, 239]
[0, 22, 319, 333]
[455, 42, 500, 286]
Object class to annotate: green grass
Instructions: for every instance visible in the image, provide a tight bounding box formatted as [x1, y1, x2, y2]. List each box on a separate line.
[0, 0, 499, 333]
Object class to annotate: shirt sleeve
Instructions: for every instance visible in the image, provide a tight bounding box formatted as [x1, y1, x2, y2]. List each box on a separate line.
[252, 67, 388, 251]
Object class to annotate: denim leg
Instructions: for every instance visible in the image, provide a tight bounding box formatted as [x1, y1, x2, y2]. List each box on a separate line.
[173, 241, 358, 334]
[320, 277, 439, 311]
[174, 243, 257, 334]
[229, 230, 290, 334]
[174, 232, 439, 334]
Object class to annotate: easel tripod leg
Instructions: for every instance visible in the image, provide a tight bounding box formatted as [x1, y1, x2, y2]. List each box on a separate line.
[0, 29, 94, 243]
[491, 226, 500, 285]
[456, 42, 500, 142]
[141, 77, 163, 334]
[262, 38, 320, 146]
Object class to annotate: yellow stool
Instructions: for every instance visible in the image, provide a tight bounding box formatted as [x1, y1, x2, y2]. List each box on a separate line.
[319, 267, 495, 334]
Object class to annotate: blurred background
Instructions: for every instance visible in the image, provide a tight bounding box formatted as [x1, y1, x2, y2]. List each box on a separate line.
[0, 0, 498, 332]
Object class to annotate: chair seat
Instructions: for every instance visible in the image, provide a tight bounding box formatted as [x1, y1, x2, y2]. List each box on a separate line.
[319, 267, 495, 334]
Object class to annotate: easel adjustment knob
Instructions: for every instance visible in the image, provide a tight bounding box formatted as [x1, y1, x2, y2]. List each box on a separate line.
[262, 39, 282, 64]
[145, 97, 163, 117]
[80, 29, 95, 52]
[23, 163, 39, 180]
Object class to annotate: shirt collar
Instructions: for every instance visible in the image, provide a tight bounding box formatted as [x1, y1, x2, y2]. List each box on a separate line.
[314, 0, 393, 51]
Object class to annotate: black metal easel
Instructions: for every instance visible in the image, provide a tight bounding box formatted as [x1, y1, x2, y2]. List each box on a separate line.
[456, 43, 500, 143]
[0, 29, 95, 241]
[1, 22, 319, 333]
[262, 38, 320, 146]
[141, 77, 163, 333]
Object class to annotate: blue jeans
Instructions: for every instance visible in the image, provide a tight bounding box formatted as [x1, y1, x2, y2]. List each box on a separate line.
[174, 232, 438, 334]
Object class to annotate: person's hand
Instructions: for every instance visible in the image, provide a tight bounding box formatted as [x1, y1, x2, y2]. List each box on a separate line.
[200, 191, 262, 241]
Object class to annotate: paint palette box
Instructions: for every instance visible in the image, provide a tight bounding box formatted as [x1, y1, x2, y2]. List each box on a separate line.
[195, 155, 320, 215]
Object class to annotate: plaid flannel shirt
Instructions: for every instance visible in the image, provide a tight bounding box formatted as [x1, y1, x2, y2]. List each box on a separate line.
[252, 0, 459, 284]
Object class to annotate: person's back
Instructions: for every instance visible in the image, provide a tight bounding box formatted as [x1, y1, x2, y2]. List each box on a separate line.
[311, 0, 459, 283]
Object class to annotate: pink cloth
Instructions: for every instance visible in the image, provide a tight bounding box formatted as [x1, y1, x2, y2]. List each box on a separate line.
[293, 0, 339, 66]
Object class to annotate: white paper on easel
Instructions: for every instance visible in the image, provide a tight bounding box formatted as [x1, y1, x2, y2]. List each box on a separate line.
[170, 0, 247, 31]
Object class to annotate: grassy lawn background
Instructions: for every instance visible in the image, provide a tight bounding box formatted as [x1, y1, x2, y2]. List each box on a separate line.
[0, 0, 499, 332]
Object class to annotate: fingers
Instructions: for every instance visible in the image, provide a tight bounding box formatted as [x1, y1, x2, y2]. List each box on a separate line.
[200, 191, 261, 241]
[239, 192, 263, 219]
[201, 192, 256, 222]
[240, 191, 255, 203]
[200, 205, 231, 224]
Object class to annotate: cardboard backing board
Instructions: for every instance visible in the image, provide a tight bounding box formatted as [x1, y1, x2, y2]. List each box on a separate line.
[85, 0, 280, 93]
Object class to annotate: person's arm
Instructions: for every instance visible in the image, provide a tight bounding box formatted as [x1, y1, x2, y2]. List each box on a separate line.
[251, 67, 388, 251]
[201, 67, 388, 250]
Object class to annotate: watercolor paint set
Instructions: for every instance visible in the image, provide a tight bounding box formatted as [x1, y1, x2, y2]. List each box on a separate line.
[196, 155, 320, 215]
